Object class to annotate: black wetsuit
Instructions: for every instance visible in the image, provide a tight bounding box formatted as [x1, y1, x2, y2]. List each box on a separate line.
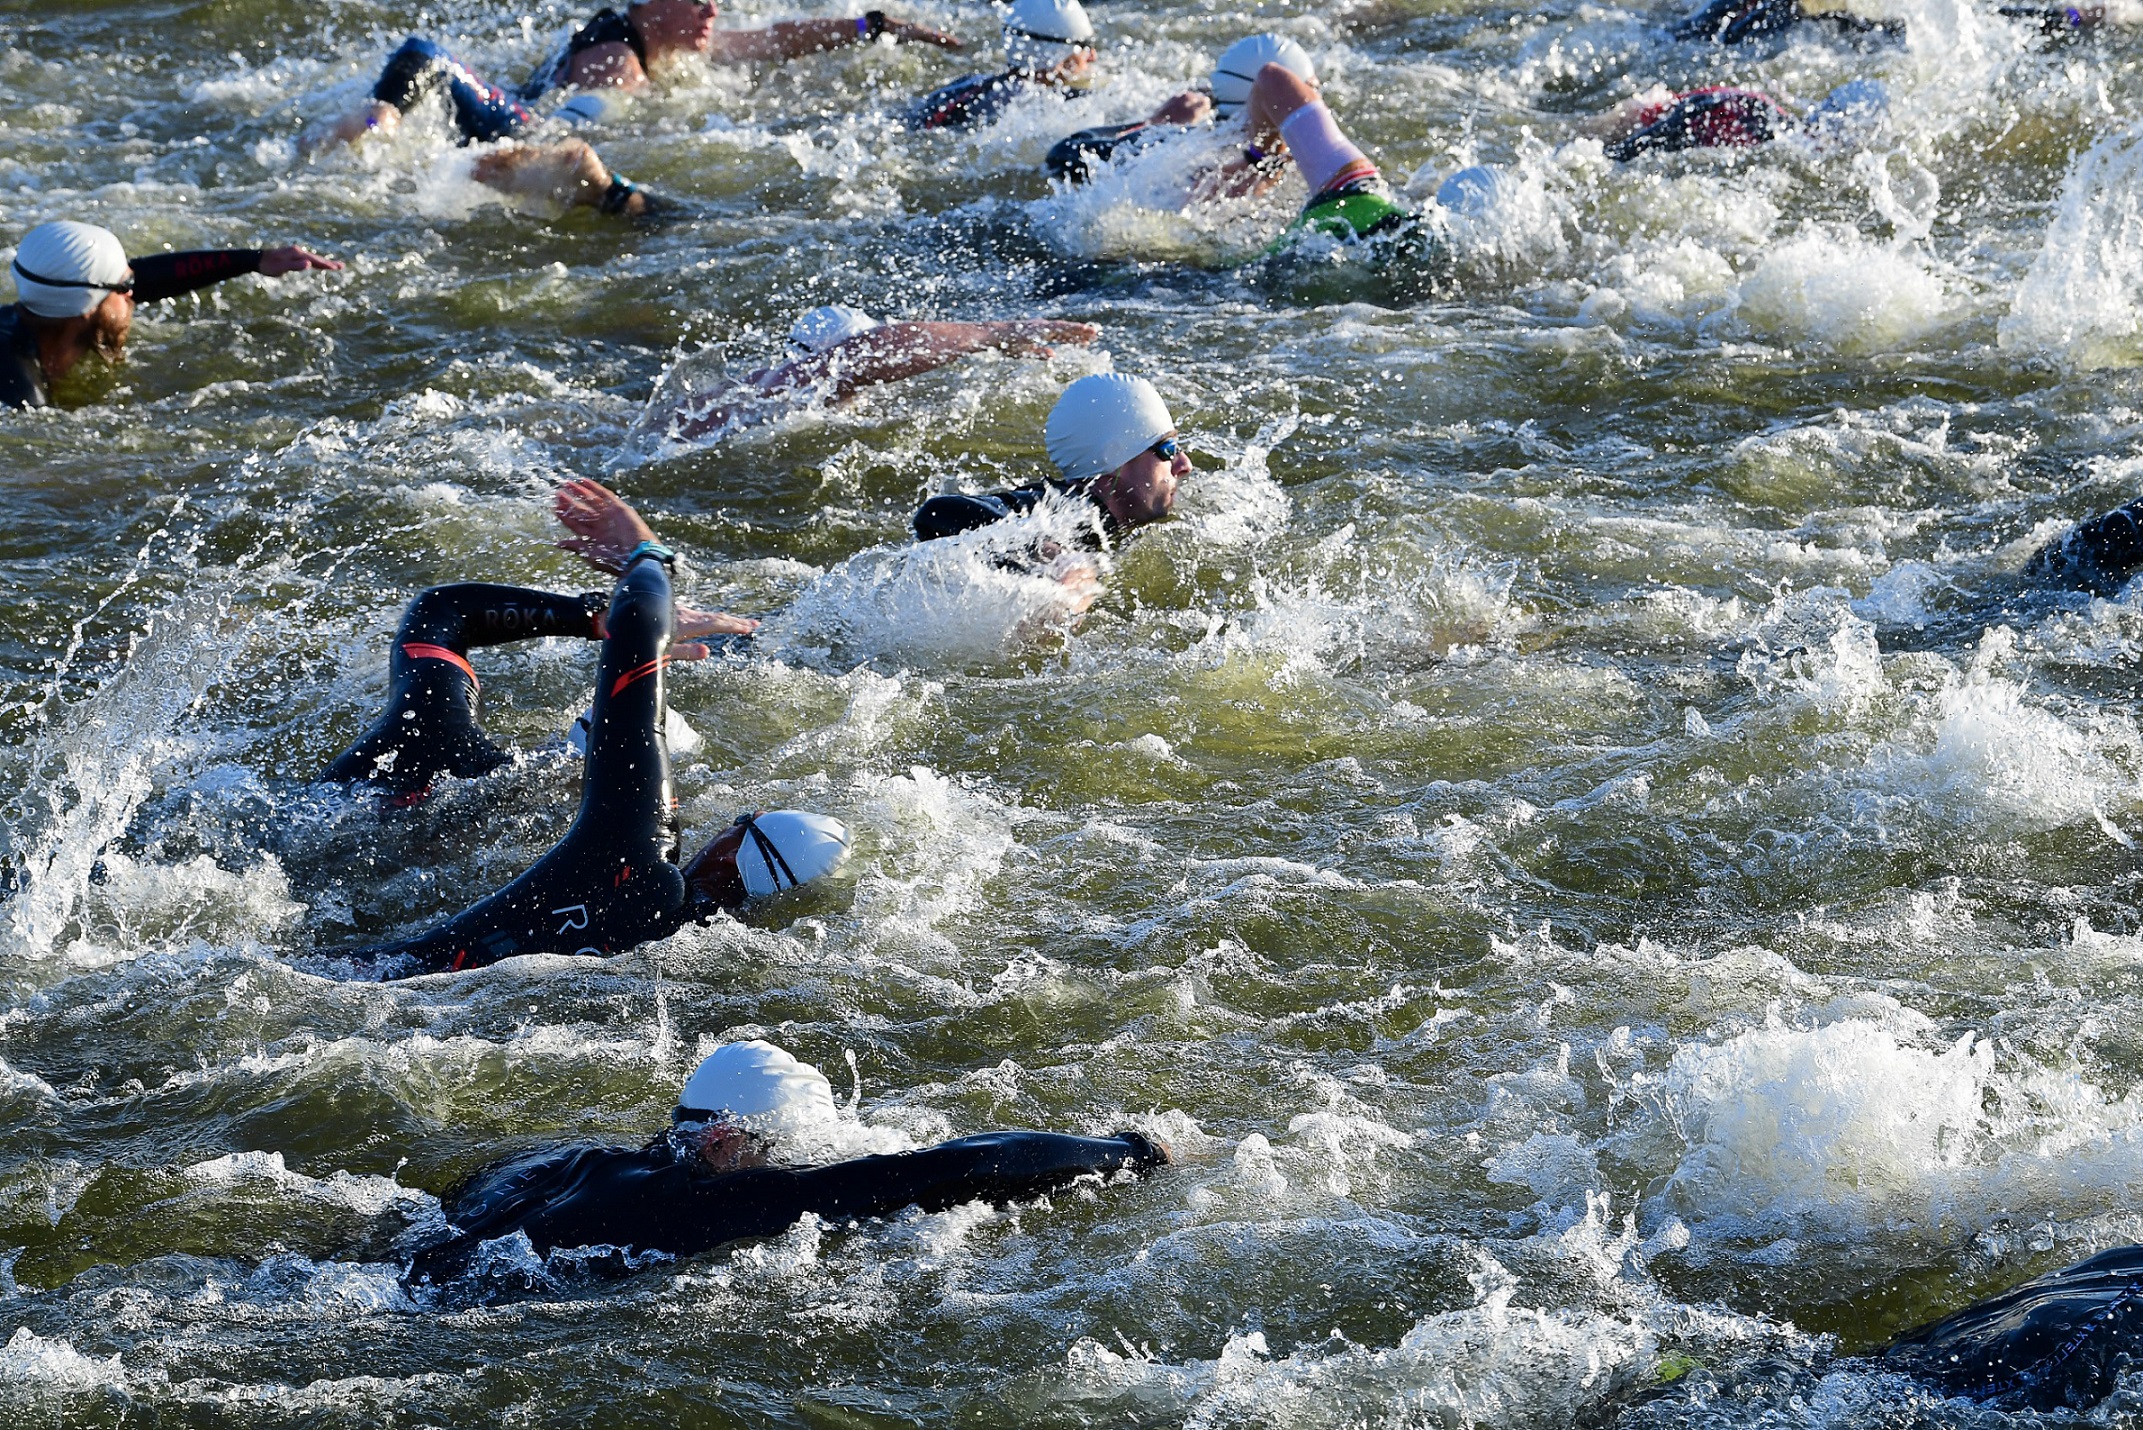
[1046, 121, 1160, 183]
[0, 249, 276, 411]
[1883, 1243, 2143, 1411]
[341, 556, 707, 976]
[2026, 498, 2143, 596]
[906, 70, 1052, 131]
[322, 583, 606, 799]
[522, 7, 648, 100]
[912, 479, 1112, 545]
[408, 1128, 1167, 1283]
[1604, 89, 1788, 162]
[1672, 0, 1903, 41]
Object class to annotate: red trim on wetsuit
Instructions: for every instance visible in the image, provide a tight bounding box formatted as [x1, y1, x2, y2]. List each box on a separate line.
[609, 656, 668, 697]
[1310, 157, 1383, 204]
[1634, 87, 1781, 146]
[401, 642, 480, 690]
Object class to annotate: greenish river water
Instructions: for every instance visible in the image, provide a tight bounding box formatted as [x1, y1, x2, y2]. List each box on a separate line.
[9, 0, 2143, 1423]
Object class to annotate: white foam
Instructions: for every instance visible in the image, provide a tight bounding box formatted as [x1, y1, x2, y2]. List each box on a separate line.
[1733, 227, 1954, 354]
[2002, 117, 2143, 366]
[0, 1326, 128, 1390]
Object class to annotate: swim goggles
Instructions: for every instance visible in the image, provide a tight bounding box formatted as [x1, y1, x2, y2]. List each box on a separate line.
[10, 259, 133, 295]
[1148, 436, 1181, 461]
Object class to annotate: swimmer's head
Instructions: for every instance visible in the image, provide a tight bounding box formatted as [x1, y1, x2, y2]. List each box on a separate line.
[628, 0, 721, 56]
[1004, 0, 1096, 80]
[1210, 34, 1316, 120]
[789, 304, 882, 353]
[1047, 374, 1186, 531]
[673, 1039, 838, 1168]
[682, 808, 853, 909]
[11, 222, 134, 347]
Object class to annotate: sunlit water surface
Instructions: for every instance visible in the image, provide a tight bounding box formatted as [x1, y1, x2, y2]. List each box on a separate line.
[10, 0, 2143, 1423]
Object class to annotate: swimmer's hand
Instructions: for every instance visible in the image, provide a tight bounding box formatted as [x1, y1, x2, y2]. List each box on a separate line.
[676, 604, 759, 640]
[881, 15, 964, 48]
[1055, 558, 1102, 614]
[990, 320, 1101, 359]
[555, 477, 659, 573]
[259, 245, 344, 277]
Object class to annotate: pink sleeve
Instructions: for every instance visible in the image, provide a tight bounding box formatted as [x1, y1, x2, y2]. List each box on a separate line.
[1278, 101, 1380, 198]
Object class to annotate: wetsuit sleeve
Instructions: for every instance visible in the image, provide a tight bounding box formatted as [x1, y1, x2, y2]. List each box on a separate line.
[1605, 90, 1780, 161]
[129, 250, 264, 304]
[321, 585, 605, 795]
[914, 492, 1015, 541]
[788, 1131, 1167, 1224]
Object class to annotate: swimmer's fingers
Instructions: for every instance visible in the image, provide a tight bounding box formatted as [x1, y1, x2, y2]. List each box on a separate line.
[259, 245, 345, 276]
[1031, 320, 1099, 345]
[670, 641, 712, 662]
[675, 605, 760, 639]
[554, 479, 657, 570]
[556, 536, 624, 574]
[884, 17, 963, 48]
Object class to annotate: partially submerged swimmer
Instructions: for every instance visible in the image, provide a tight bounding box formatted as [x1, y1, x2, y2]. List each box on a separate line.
[1671, 0, 1902, 44]
[651, 304, 1098, 444]
[2024, 496, 2143, 596]
[911, 372, 1188, 551]
[406, 1040, 1171, 1284]
[905, 0, 1095, 132]
[1045, 32, 1318, 185]
[315, 0, 959, 216]
[1591, 79, 1887, 161]
[3, 221, 340, 409]
[325, 480, 849, 976]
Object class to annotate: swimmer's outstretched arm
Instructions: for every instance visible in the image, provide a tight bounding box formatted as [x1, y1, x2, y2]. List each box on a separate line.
[706, 12, 962, 64]
[666, 320, 1098, 442]
[129, 246, 341, 304]
[790, 1131, 1172, 1226]
[553, 478, 758, 643]
[469, 140, 653, 218]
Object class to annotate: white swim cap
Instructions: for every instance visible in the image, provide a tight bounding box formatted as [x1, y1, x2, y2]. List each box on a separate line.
[1434, 164, 1501, 218]
[10, 221, 132, 319]
[1045, 373, 1175, 482]
[1210, 34, 1316, 120]
[789, 303, 882, 353]
[734, 809, 852, 899]
[675, 1040, 838, 1130]
[1004, 0, 1095, 72]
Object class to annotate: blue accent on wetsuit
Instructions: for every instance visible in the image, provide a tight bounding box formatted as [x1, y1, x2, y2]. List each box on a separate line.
[1884, 1243, 2143, 1410]
[374, 37, 534, 143]
[407, 1129, 1168, 1283]
[341, 559, 697, 976]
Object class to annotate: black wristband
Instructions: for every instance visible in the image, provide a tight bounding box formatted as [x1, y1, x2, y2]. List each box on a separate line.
[599, 174, 639, 215]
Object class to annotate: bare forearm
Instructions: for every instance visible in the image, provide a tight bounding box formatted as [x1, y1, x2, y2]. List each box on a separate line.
[710, 18, 863, 62]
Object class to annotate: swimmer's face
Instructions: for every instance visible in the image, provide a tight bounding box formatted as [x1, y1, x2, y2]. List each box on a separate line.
[693, 1120, 770, 1172]
[1095, 432, 1188, 530]
[682, 820, 749, 909]
[91, 289, 132, 362]
[1050, 47, 1097, 85]
[635, 0, 719, 54]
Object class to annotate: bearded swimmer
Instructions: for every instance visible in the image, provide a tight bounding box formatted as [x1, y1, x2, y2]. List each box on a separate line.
[911, 372, 1188, 549]
[2, 221, 340, 410]
[650, 305, 1098, 444]
[407, 1040, 1170, 1284]
[905, 0, 1095, 132]
[313, 0, 960, 216]
[326, 480, 849, 977]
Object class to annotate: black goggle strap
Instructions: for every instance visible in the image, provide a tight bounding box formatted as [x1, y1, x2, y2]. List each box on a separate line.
[11, 259, 133, 294]
[1004, 24, 1095, 48]
[734, 812, 801, 892]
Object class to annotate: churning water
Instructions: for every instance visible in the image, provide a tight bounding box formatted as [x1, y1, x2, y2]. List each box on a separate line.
[11, 0, 2143, 1423]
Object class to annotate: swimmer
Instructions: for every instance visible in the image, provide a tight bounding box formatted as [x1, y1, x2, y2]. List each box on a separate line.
[1671, 0, 1902, 44]
[1998, 0, 2143, 36]
[1046, 32, 1317, 185]
[1198, 59, 1414, 247]
[313, 0, 958, 216]
[327, 480, 848, 976]
[2024, 496, 2143, 596]
[651, 305, 1099, 444]
[905, 0, 1096, 132]
[406, 1040, 1171, 1283]
[1590, 79, 1886, 161]
[2, 221, 341, 410]
[912, 372, 1187, 550]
